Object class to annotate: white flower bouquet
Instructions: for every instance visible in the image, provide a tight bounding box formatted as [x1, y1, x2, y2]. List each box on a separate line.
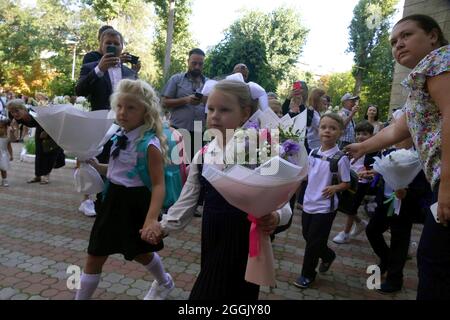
[201, 107, 308, 287]
[373, 148, 422, 190]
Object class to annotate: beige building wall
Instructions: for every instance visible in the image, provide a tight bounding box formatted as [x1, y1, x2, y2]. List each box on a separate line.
[389, 0, 450, 110]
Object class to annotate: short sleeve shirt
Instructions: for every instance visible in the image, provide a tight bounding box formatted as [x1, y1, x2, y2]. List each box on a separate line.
[401, 45, 450, 189]
[162, 72, 207, 132]
[339, 108, 355, 143]
[303, 145, 351, 214]
[107, 125, 161, 187]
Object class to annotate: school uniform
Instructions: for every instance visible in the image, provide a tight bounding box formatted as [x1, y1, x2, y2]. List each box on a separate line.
[366, 149, 432, 289]
[87, 125, 164, 261]
[346, 152, 378, 216]
[160, 139, 292, 300]
[301, 145, 350, 279]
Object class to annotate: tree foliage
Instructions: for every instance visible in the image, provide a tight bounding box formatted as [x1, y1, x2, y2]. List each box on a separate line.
[151, 0, 197, 89]
[204, 7, 308, 92]
[0, 0, 100, 96]
[318, 71, 356, 107]
[82, 0, 131, 22]
[347, 0, 398, 120]
[84, 0, 196, 89]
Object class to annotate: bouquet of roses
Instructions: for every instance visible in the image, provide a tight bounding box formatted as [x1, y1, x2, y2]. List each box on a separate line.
[202, 107, 308, 287]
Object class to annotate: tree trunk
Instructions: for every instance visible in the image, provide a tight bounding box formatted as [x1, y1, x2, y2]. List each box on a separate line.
[353, 69, 363, 96]
[163, 0, 175, 82]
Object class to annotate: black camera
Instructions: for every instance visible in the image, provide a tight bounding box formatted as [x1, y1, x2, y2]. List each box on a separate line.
[194, 92, 203, 99]
[129, 54, 139, 64]
[106, 45, 117, 56]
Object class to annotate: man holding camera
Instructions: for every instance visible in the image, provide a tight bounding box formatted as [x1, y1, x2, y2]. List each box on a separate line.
[161, 48, 208, 160]
[76, 29, 137, 111]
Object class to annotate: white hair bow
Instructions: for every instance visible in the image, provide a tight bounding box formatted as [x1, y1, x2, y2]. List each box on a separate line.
[201, 73, 269, 112]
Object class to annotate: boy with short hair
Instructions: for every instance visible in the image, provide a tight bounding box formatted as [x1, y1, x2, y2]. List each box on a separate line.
[333, 120, 377, 244]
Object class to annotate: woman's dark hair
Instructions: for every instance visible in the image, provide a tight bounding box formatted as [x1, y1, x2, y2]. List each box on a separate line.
[395, 14, 448, 46]
[364, 105, 379, 121]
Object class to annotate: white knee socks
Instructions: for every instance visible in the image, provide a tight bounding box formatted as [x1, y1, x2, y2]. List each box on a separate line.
[75, 273, 101, 300]
[144, 253, 169, 285]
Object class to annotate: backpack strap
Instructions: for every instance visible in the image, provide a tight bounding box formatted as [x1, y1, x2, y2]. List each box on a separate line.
[126, 129, 156, 189]
[310, 149, 345, 212]
[306, 109, 314, 127]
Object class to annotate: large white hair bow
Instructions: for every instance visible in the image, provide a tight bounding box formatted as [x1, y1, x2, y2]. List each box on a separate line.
[201, 73, 269, 111]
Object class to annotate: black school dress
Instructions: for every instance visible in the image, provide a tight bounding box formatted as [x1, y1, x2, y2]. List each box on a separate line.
[18, 115, 65, 176]
[189, 165, 259, 300]
[87, 182, 164, 261]
[87, 133, 163, 261]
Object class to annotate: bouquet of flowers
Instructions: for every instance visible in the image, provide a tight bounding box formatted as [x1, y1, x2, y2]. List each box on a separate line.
[373, 148, 422, 190]
[325, 105, 340, 114]
[31, 104, 117, 194]
[73, 96, 91, 112]
[202, 107, 308, 286]
[373, 148, 422, 216]
[53, 96, 70, 105]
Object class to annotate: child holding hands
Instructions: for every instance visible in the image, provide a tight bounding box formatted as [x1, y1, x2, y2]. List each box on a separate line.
[75, 79, 174, 300]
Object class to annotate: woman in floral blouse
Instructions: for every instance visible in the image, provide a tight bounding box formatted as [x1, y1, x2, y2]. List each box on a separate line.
[345, 14, 449, 299]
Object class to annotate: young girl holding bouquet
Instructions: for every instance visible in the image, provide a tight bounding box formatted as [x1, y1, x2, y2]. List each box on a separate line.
[293, 113, 351, 289]
[75, 79, 174, 300]
[153, 79, 292, 300]
[345, 14, 449, 299]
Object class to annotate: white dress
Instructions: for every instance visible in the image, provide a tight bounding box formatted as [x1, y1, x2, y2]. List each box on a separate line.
[0, 137, 11, 171]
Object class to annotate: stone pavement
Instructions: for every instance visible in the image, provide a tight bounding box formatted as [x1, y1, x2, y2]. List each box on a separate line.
[0, 142, 421, 300]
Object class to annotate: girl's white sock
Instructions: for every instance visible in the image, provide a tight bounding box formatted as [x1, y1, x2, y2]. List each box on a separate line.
[144, 253, 169, 285]
[75, 273, 101, 300]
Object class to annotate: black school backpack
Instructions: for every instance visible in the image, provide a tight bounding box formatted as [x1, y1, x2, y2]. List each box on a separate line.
[311, 149, 359, 214]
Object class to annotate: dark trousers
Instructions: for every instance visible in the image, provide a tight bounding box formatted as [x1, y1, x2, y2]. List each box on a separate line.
[365, 199, 413, 287]
[417, 182, 450, 300]
[301, 211, 336, 279]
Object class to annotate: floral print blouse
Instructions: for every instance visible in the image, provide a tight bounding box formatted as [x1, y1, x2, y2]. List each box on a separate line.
[402, 45, 450, 189]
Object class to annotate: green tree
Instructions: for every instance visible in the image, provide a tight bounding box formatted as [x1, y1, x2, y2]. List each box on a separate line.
[0, 0, 102, 96]
[204, 7, 308, 92]
[359, 33, 394, 121]
[110, 0, 159, 84]
[320, 71, 356, 107]
[347, 0, 398, 95]
[152, 0, 197, 89]
[82, 0, 131, 22]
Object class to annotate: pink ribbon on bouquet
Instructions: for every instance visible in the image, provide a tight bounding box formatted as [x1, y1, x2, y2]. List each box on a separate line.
[247, 214, 260, 257]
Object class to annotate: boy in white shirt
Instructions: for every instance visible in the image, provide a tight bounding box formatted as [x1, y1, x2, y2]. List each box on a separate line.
[293, 113, 351, 289]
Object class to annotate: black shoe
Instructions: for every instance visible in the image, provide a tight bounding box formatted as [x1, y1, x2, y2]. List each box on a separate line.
[319, 255, 336, 273]
[293, 276, 314, 289]
[377, 281, 402, 294]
